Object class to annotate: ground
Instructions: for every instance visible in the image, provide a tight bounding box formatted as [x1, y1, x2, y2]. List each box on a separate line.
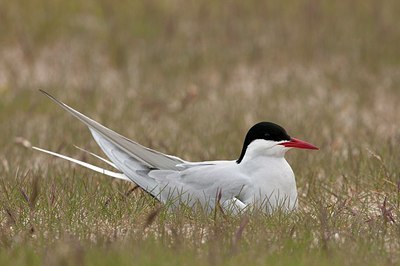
[0, 0, 400, 265]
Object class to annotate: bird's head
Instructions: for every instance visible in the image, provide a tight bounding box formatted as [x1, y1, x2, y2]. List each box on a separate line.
[237, 122, 318, 163]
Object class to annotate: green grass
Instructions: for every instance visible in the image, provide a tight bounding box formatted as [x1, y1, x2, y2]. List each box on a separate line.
[1, 0, 400, 265]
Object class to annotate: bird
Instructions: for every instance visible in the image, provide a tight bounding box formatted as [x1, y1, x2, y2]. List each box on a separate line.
[34, 90, 318, 214]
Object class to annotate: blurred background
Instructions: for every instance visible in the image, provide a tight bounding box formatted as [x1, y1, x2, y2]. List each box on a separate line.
[1, 0, 399, 184]
[1, 1, 400, 264]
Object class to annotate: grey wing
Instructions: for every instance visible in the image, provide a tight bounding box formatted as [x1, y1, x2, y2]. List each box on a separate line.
[90, 129, 161, 197]
[149, 165, 249, 212]
[40, 90, 186, 170]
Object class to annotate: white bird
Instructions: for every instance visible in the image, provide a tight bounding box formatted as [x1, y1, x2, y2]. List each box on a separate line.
[34, 90, 318, 214]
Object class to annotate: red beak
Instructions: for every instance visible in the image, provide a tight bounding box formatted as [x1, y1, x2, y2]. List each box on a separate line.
[280, 137, 319, 150]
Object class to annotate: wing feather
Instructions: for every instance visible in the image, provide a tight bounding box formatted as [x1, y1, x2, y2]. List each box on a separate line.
[89, 130, 160, 196]
[40, 90, 186, 170]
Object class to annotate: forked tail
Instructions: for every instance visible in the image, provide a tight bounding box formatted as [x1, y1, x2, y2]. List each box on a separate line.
[33, 145, 131, 181]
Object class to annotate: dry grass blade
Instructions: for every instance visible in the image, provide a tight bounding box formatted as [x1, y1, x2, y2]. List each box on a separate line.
[5, 208, 16, 225]
[231, 215, 249, 253]
[213, 188, 227, 222]
[20, 188, 30, 205]
[29, 176, 40, 210]
[379, 196, 396, 224]
[144, 206, 163, 229]
[19, 176, 40, 211]
[0, 156, 9, 173]
[366, 148, 392, 180]
[125, 185, 139, 197]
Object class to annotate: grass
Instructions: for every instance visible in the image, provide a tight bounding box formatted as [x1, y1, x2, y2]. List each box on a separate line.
[1, 0, 400, 265]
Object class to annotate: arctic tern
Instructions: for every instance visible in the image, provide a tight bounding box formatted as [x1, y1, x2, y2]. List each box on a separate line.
[34, 90, 318, 213]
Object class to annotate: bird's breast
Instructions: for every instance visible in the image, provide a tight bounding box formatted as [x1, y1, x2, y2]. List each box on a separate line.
[239, 157, 298, 210]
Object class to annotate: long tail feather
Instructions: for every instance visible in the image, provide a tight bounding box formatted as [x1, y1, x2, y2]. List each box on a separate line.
[39, 90, 186, 170]
[73, 145, 118, 169]
[33, 146, 131, 182]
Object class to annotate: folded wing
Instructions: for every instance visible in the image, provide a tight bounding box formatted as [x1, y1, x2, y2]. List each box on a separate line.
[39, 90, 186, 171]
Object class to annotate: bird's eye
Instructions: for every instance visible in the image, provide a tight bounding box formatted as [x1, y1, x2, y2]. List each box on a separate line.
[264, 133, 270, 137]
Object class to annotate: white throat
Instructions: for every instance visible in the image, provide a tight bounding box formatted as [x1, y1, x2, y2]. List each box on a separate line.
[240, 139, 289, 163]
[237, 139, 297, 211]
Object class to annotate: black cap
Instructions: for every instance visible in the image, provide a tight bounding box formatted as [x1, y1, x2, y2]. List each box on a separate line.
[236, 122, 290, 163]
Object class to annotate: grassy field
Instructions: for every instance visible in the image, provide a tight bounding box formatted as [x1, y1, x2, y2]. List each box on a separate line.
[1, 0, 400, 265]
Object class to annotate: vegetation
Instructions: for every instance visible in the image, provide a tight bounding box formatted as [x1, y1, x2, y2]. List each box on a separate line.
[0, 0, 399, 265]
